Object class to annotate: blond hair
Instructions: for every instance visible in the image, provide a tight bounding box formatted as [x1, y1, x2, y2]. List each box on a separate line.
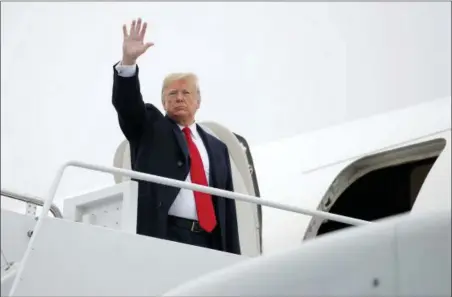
[161, 72, 201, 102]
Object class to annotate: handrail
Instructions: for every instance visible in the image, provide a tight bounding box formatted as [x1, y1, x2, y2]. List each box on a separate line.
[9, 160, 371, 296]
[1, 189, 63, 218]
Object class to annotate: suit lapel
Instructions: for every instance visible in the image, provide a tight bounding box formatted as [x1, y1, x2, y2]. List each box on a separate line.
[164, 116, 217, 187]
[197, 125, 216, 187]
[165, 115, 189, 162]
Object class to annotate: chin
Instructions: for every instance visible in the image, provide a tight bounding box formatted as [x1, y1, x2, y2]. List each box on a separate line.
[172, 110, 188, 117]
[170, 111, 190, 122]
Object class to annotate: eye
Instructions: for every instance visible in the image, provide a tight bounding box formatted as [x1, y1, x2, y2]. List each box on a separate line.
[183, 90, 190, 95]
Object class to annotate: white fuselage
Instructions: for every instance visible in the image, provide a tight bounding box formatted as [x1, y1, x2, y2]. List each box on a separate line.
[251, 96, 451, 254]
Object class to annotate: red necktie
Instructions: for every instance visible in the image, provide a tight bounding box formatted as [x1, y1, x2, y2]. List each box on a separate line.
[182, 127, 217, 232]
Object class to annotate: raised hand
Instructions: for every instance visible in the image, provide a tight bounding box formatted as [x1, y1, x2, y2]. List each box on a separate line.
[122, 18, 154, 65]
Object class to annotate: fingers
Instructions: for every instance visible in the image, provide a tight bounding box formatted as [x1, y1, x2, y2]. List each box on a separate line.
[139, 22, 148, 40]
[135, 18, 142, 36]
[131, 18, 142, 37]
[130, 19, 137, 36]
[123, 18, 150, 41]
[122, 24, 128, 39]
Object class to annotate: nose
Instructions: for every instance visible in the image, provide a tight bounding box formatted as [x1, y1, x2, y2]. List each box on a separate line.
[176, 91, 184, 101]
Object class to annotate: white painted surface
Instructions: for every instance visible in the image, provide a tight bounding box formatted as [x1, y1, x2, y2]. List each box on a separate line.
[396, 211, 451, 296]
[412, 135, 451, 213]
[1, 210, 35, 277]
[163, 210, 451, 297]
[63, 181, 138, 233]
[10, 216, 247, 296]
[1, 262, 20, 297]
[253, 97, 451, 253]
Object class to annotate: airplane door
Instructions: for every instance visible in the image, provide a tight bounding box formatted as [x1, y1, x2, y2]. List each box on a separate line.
[198, 122, 262, 257]
[232, 132, 263, 252]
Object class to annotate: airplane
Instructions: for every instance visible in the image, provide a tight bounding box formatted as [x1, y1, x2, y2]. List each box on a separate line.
[1, 95, 450, 296]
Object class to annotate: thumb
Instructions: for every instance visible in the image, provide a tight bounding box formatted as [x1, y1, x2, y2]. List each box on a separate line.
[143, 42, 154, 52]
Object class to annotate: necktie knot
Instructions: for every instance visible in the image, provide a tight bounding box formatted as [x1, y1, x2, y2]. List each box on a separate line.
[182, 127, 192, 139]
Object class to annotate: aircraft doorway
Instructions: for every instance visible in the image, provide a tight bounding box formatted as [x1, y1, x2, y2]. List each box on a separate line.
[304, 138, 447, 240]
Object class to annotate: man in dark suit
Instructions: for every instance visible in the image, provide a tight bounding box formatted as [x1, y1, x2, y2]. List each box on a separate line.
[111, 18, 241, 255]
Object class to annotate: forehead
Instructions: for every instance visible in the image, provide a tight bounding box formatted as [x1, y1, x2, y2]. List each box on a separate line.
[165, 79, 196, 91]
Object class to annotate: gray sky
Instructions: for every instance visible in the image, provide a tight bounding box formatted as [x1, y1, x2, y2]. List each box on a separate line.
[1, 2, 450, 229]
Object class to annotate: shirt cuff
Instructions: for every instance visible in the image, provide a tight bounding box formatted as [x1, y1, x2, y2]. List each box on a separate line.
[115, 61, 137, 77]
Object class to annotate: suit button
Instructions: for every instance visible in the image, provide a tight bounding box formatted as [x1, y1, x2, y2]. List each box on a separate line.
[156, 202, 162, 208]
[177, 160, 183, 167]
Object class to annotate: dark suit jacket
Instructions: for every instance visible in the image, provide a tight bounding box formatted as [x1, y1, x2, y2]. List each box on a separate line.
[111, 63, 241, 254]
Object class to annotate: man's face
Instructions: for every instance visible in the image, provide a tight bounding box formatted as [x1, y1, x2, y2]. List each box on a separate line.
[162, 79, 200, 123]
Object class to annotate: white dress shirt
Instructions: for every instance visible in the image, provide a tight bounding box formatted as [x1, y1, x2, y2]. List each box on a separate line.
[115, 62, 210, 220]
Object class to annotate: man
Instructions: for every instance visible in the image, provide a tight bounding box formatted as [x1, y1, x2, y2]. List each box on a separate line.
[112, 18, 241, 255]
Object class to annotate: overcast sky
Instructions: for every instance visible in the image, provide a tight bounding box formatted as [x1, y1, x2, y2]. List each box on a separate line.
[1, 2, 451, 252]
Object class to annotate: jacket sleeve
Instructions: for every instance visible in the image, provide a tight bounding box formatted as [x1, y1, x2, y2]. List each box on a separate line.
[111, 62, 150, 142]
[224, 146, 242, 255]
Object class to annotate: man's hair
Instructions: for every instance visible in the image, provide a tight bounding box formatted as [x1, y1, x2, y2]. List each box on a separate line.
[161, 72, 201, 102]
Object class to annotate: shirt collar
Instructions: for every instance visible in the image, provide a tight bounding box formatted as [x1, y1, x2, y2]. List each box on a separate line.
[178, 122, 198, 140]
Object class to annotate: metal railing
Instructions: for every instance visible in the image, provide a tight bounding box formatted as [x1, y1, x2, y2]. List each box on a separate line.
[1, 189, 63, 218]
[8, 160, 371, 296]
